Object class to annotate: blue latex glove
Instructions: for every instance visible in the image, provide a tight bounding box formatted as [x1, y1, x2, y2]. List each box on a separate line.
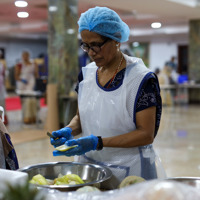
[53, 134, 98, 157]
[20, 79, 28, 84]
[50, 127, 73, 147]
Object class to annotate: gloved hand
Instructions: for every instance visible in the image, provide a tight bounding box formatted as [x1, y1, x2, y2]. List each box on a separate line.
[50, 127, 73, 147]
[53, 134, 98, 157]
[20, 79, 28, 84]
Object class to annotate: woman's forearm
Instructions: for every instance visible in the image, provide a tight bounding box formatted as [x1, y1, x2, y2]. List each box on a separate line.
[67, 110, 82, 136]
[102, 128, 154, 148]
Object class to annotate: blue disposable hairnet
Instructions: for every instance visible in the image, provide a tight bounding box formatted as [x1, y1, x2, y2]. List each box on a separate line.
[78, 6, 130, 43]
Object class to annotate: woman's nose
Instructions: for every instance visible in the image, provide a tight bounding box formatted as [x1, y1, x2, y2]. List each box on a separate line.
[88, 48, 96, 56]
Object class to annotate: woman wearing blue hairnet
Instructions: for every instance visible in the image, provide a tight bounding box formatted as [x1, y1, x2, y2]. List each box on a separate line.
[50, 6, 165, 189]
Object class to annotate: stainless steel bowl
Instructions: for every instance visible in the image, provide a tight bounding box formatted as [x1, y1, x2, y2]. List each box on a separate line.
[167, 177, 200, 189]
[18, 162, 112, 191]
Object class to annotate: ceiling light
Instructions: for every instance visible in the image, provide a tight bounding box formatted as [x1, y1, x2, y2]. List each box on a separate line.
[151, 22, 162, 29]
[15, 1, 28, 7]
[167, 0, 200, 8]
[49, 6, 58, 12]
[67, 29, 75, 34]
[17, 12, 29, 18]
[132, 42, 139, 47]
[129, 25, 188, 36]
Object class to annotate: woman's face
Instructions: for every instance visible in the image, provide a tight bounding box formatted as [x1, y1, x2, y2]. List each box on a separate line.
[22, 52, 29, 61]
[80, 30, 119, 67]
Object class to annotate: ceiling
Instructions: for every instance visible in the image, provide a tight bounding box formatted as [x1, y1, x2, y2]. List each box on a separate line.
[0, 0, 200, 40]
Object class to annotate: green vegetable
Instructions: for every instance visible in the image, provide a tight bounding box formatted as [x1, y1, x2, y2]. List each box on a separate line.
[29, 173, 84, 186]
[76, 186, 100, 192]
[66, 174, 84, 184]
[29, 174, 48, 185]
[119, 176, 146, 188]
[2, 180, 45, 200]
[54, 174, 84, 185]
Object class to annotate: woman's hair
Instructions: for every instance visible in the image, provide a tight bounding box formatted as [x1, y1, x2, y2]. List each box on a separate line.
[101, 35, 111, 41]
[78, 6, 130, 43]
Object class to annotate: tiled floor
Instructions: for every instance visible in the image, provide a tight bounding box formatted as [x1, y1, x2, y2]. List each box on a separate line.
[6, 107, 74, 168]
[154, 104, 200, 178]
[6, 103, 200, 178]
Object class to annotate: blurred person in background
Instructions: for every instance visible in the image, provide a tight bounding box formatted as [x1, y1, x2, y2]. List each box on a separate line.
[50, 6, 165, 189]
[0, 50, 8, 125]
[166, 56, 177, 72]
[15, 51, 39, 124]
[157, 65, 172, 106]
[154, 67, 160, 76]
[158, 64, 179, 106]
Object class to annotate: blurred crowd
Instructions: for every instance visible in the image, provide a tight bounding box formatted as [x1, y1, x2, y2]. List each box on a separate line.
[0, 50, 48, 125]
[0, 49, 191, 126]
[156, 56, 189, 106]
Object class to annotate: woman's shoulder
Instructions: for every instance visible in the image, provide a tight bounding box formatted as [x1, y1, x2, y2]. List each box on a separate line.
[123, 54, 144, 66]
[124, 54, 150, 75]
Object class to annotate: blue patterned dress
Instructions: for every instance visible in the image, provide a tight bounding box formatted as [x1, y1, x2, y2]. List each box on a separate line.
[76, 68, 162, 137]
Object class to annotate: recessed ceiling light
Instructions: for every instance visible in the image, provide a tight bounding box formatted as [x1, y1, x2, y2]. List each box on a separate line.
[17, 12, 29, 18]
[67, 29, 75, 34]
[167, 0, 199, 8]
[15, 1, 28, 7]
[49, 6, 58, 12]
[132, 42, 139, 47]
[151, 22, 162, 29]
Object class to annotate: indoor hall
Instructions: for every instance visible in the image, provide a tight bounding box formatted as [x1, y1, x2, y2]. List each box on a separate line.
[6, 102, 200, 178]
[0, 0, 200, 198]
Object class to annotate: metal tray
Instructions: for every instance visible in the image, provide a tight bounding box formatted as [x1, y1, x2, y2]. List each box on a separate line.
[18, 161, 112, 191]
[167, 177, 200, 189]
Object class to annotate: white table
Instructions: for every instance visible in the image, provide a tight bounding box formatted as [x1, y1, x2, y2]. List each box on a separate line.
[160, 84, 200, 105]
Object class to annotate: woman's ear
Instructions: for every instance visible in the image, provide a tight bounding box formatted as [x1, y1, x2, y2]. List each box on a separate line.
[115, 43, 120, 51]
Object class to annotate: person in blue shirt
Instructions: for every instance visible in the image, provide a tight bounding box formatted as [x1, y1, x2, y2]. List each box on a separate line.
[50, 6, 165, 189]
[166, 56, 177, 71]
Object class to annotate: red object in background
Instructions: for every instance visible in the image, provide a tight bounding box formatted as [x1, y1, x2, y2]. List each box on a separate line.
[5, 96, 46, 111]
[0, 115, 8, 125]
[5, 96, 22, 111]
[4, 114, 8, 125]
[40, 97, 47, 107]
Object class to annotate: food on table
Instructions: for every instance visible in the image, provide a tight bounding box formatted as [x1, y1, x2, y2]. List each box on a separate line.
[119, 176, 146, 188]
[54, 174, 84, 185]
[29, 174, 48, 185]
[76, 186, 100, 192]
[29, 173, 84, 186]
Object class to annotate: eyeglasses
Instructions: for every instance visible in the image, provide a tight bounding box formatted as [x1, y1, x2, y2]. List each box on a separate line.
[80, 39, 109, 53]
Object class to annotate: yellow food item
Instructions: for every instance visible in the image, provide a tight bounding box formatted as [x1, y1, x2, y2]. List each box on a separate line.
[29, 174, 48, 185]
[29, 173, 84, 186]
[54, 174, 84, 185]
[76, 186, 100, 192]
[119, 176, 146, 188]
[55, 144, 78, 152]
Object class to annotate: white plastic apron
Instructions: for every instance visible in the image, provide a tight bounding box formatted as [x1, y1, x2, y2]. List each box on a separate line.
[17, 62, 35, 91]
[78, 55, 165, 189]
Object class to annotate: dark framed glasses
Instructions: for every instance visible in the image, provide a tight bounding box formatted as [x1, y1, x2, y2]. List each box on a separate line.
[80, 39, 109, 53]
